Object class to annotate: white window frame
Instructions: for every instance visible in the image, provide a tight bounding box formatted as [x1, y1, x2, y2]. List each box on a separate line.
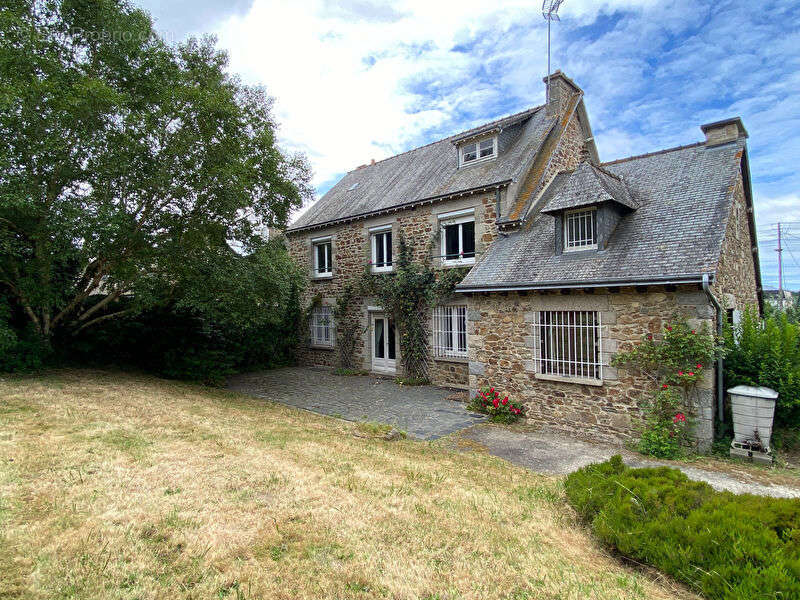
[459, 135, 497, 167]
[310, 306, 334, 347]
[563, 208, 598, 251]
[535, 310, 603, 382]
[312, 236, 332, 278]
[432, 305, 468, 359]
[370, 225, 393, 273]
[439, 209, 476, 266]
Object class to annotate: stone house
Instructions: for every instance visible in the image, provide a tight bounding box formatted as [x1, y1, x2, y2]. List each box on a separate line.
[284, 72, 762, 449]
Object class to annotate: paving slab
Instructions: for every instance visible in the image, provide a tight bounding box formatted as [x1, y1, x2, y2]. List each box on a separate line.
[462, 424, 800, 499]
[228, 367, 485, 440]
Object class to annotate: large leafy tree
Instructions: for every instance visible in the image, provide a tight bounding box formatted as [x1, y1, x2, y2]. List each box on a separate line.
[0, 0, 312, 341]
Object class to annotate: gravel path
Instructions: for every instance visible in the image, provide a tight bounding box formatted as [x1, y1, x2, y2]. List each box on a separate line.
[461, 424, 800, 498]
[227, 367, 485, 440]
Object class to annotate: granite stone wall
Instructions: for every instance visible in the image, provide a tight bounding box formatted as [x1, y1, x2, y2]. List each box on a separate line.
[286, 191, 499, 386]
[713, 170, 760, 312]
[467, 287, 716, 449]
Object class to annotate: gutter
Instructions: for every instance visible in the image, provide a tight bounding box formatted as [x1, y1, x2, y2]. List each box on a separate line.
[702, 273, 725, 424]
[456, 274, 709, 293]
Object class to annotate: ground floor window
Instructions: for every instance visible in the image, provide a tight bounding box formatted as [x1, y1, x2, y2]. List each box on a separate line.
[433, 305, 468, 358]
[536, 310, 602, 379]
[310, 306, 334, 347]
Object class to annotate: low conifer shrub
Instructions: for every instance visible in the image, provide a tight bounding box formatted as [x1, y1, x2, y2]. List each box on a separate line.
[564, 456, 800, 599]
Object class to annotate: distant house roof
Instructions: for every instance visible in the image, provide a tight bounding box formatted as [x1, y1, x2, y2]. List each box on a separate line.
[540, 161, 638, 214]
[458, 139, 748, 291]
[288, 106, 556, 232]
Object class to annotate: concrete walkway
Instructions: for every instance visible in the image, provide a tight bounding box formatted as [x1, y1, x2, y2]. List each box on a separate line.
[228, 367, 485, 440]
[461, 424, 800, 499]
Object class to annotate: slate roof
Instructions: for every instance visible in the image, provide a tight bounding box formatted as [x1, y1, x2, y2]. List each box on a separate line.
[540, 161, 638, 214]
[458, 138, 747, 290]
[288, 106, 556, 231]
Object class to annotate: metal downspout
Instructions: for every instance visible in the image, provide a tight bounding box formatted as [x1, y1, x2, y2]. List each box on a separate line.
[702, 274, 725, 423]
[495, 187, 502, 220]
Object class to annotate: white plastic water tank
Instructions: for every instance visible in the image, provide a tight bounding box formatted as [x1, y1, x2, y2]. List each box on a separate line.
[727, 385, 778, 452]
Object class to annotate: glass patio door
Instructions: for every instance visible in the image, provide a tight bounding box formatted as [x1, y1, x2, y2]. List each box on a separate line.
[371, 313, 396, 374]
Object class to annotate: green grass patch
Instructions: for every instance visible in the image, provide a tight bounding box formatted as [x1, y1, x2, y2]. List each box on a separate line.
[565, 455, 800, 599]
[353, 421, 406, 440]
[95, 429, 152, 457]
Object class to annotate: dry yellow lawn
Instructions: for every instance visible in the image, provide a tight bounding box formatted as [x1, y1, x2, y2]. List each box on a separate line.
[0, 370, 694, 600]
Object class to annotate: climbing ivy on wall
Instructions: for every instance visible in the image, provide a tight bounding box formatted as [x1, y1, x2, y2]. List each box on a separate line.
[359, 234, 468, 381]
[333, 284, 362, 370]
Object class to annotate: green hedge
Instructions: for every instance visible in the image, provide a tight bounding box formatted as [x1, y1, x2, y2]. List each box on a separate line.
[564, 456, 800, 599]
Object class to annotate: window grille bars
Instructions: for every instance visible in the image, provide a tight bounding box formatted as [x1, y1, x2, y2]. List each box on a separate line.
[536, 310, 602, 380]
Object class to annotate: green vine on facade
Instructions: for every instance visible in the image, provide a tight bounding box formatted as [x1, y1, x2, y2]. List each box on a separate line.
[333, 284, 362, 370]
[359, 233, 468, 381]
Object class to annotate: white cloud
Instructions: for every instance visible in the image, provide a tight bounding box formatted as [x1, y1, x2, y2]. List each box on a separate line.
[214, 0, 663, 191]
[215, 0, 535, 189]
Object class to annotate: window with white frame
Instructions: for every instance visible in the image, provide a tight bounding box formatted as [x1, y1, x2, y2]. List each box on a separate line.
[459, 136, 497, 166]
[370, 226, 393, 272]
[536, 311, 602, 380]
[440, 210, 475, 265]
[310, 306, 334, 347]
[312, 237, 332, 277]
[564, 208, 598, 251]
[433, 305, 468, 358]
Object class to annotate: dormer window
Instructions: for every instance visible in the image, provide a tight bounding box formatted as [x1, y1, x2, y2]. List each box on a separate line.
[564, 208, 597, 251]
[459, 136, 496, 167]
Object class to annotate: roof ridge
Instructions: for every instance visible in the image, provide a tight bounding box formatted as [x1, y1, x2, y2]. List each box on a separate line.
[347, 104, 544, 173]
[589, 161, 623, 181]
[600, 141, 705, 166]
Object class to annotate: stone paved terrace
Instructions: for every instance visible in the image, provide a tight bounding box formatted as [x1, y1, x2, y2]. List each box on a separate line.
[227, 367, 485, 440]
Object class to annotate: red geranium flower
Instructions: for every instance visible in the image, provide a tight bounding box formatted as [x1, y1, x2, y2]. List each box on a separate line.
[696, 363, 702, 369]
[502, 397, 508, 406]
[492, 399, 499, 408]
[691, 330, 696, 334]
[666, 326, 672, 331]
[678, 371, 684, 376]
[662, 384, 669, 390]
[673, 413, 686, 423]
[688, 372, 694, 376]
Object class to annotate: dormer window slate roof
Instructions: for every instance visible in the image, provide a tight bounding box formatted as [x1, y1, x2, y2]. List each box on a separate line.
[540, 161, 638, 215]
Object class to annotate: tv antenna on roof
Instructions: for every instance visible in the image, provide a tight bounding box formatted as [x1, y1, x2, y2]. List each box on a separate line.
[542, 0, 565, 103]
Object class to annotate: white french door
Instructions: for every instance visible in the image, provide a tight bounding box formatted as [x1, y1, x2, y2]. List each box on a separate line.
[371, 313, 397, 374]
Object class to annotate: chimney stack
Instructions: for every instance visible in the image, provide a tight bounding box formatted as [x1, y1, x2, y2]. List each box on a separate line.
[700, 117, 748, 147]
[542, 70, 582, 117]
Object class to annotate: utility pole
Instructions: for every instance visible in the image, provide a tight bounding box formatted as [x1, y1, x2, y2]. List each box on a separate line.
[777, 222, 784, 311]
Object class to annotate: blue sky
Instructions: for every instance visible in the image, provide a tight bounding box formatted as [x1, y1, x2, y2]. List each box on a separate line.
[139, 0, 800, 291]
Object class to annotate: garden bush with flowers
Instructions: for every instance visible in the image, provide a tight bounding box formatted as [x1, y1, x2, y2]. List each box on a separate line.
[467, 386, 525, 423]
[612, 318, 723, 458]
